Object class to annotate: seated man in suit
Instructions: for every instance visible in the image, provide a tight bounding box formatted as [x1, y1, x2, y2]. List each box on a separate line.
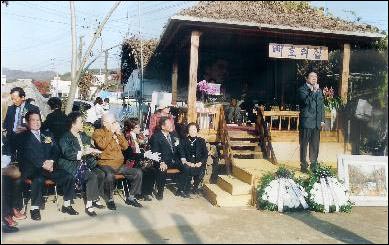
[150, 117, 189, 200]
[18, 111, 78, 221]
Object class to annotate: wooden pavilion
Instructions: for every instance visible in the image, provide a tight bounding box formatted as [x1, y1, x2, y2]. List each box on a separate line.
[122, 1, 385, 207]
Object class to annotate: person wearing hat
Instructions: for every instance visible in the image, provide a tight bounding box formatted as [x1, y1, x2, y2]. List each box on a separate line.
[148, 102, 175, 138]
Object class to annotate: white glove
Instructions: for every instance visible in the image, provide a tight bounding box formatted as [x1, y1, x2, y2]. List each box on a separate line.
[84, 146, 101, 155]
[144, 150, 161, 162]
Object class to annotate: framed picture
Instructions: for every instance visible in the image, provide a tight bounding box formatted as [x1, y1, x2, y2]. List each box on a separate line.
[337, 155, 388, 206]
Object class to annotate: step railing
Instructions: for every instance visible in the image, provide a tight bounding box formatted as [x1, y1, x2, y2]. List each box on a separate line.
[255, 105, 278, 165]
[219, 106, 233, 175]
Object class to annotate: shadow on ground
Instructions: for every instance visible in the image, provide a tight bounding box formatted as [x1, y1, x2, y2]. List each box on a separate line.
[287, 211, 373, 244]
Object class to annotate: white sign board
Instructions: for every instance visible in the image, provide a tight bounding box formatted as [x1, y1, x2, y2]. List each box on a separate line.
[207, 83, 221, 95]
[338, 154, 388, 206]
[269, 43, 328, 60]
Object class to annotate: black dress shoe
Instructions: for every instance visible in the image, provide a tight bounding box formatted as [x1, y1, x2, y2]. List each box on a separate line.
[61, 206, 79, 215]
[106, 201, 116, 210]
[155, 191, 164, 200]
[125, 198, 143, 208]
[2, 224, 19, 233]
[176, 190, 190, 198]
[175, 190, 184, 196]
[85, 207, 97, 217]
[92, 201, 105, 209]
[30, 209, 41, 221]
[182, 192, 191, 198]
[143, 195, 152, 201]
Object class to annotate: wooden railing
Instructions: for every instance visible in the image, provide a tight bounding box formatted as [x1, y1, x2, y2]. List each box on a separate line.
[263, 111, 300, 131]
[196, 104, 222, 132]
[219, 106, 233, 175]
[256, 106, 278, 165]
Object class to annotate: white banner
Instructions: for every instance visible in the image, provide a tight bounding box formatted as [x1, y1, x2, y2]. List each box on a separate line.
[269, 43, 328, 60]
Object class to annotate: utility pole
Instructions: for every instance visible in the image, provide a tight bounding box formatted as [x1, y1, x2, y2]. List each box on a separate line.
[104, 50, 108, 84]
[51, 58, 58, 97]
[65, 1, 121, 114]
[67, 1, 78, 115]
[138, 1, 144, 123]
[78, 35, 84, 68]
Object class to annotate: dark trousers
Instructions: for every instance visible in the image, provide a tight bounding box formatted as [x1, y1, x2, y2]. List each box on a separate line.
[299, 128, 320, 167]
[181, 166, 205, 193]
[27, 169, 76, 207]
[99, 165, 143, 200]
[141, 167, 157, 196]
[154, 161, 187, 194]
[2, 175, 23, 217]
[6, 133, 19, 162]
[84, 168, 105, 202]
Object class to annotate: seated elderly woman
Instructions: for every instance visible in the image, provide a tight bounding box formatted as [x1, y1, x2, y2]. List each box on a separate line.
[92, 112, 144, 209]
[57, 111, 106, 217]
[123, 118, 160, 201]
[179, 123, 208, 195]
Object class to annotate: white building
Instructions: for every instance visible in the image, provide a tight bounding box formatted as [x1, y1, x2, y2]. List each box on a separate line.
[50, 76, 79, 98]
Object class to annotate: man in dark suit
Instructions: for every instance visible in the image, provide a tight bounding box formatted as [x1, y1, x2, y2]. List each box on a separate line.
[150, 117, 188, 200]
[3, 87, 40, 161]
[297, 72, 325, 173]
[18, 111, 78, 221]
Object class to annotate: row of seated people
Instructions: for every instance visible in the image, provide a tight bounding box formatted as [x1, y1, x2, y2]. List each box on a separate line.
[2, 110, 208, 227]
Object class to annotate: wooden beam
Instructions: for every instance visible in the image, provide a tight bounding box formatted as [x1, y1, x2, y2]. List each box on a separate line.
[340, 43, 351, 103]
[171, 56, 178, 105]
[187, 31, 201, 123]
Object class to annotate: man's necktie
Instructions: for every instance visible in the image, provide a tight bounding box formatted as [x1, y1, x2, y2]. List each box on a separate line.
[35, 131, 41, 142]
[167, 134, 173, 152]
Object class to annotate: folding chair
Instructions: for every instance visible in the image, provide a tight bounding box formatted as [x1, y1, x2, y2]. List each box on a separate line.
[165, 168, 181, 191]
[114, 174, 127, 202]
[23, 178, 59, 212]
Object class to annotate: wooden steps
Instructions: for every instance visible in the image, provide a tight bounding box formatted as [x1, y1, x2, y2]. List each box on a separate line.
[203, 184, 252, 207]
[230, 141, 259, 147]
[217, 175, 252, 195]
[231, 150, 263, 159]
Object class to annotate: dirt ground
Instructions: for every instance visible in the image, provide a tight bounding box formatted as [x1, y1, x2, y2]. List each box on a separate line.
[2, 188, 388, 244]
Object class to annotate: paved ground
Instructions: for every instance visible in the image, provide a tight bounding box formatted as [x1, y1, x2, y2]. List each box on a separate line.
[2, 188, 388, 244]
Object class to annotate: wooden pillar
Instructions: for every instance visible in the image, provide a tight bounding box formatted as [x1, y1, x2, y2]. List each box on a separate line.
[171, 57, 178, 105]
[187, 30, 201, 123]
[340, 43, 351, 103]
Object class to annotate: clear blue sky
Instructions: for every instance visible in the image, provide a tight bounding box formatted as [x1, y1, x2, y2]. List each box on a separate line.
[1, 1, 387, 75]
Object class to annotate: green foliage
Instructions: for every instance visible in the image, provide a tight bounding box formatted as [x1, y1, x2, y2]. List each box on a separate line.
[256, 172, 277, 211]
[377, 70, 388, 109]
[275, 165, 295, 179]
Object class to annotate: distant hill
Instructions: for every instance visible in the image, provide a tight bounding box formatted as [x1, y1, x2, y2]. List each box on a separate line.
[3, 68, 56, 81]
[3, 68, 119, 82]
